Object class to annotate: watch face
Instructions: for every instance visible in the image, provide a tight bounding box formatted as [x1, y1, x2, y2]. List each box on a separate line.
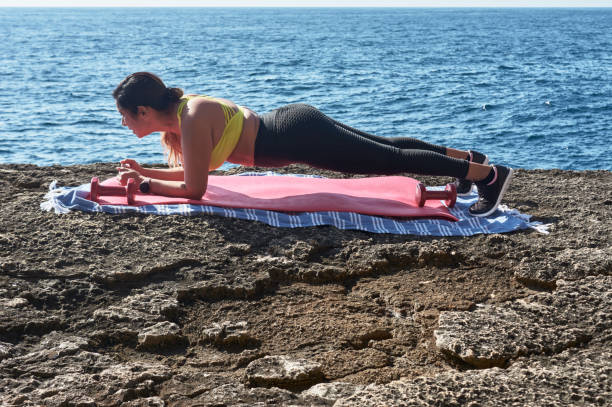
[139, 181, 150, 193]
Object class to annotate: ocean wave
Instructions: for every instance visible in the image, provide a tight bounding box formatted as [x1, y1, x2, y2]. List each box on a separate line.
[497, 65, 519, 70]
[459, 71, 485, 76]
[479, 103, 509, 111]
[69, 119, 110, 126]
[525, 134, 546, 141]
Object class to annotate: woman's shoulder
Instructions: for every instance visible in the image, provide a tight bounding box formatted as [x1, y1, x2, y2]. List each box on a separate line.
[182, 95, 220, 115]
[186, 95, 243, 117]
[180, 95, 226, 130]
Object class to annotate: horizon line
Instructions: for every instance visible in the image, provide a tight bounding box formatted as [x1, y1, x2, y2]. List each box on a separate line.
[2, 5, 611, 7]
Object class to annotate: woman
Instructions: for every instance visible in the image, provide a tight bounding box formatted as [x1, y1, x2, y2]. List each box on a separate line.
[113, 72, 512, 217]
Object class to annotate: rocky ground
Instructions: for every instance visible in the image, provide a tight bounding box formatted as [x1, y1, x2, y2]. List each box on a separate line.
[0, 163, 610, 406]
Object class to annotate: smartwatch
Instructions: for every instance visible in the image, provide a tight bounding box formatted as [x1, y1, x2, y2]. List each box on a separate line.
[139, 178, 150, 193]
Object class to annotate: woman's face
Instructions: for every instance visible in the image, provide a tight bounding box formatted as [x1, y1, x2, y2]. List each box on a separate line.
[117, 103, 149, 139]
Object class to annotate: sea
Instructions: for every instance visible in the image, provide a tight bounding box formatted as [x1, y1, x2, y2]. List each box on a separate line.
[0, 7, 611, 170]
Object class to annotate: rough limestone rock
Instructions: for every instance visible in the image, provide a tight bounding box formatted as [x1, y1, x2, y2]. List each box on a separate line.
[188, 383, 301, 406]
[0, 341, 14, 361]
[201, 320, 259, 348]
[0, 332, 106, 380]
[0, 332, 172, 406]
[160, 371, 235, 402]
[245, 355, 325, 390]
[137, 321, 185, 350]
[91, 258, 202, 284]
[163, 371, 315, 406]
[334, 345, 611, 406]
[23, 362, 173, 407]
[159, 371, 327, 405]
[1, 165, 611, 405]
[316, 348, 391, 380]
[302, 382, 365, 404]
[5, 297, 28, 308]
[0, 297, 65, 339]
[93, 290, 180, 325]
[434, 275, 611, 367]
[176, 271, 273, 302]
[516, 246, 612, 285]
[89, 291, 182, 349]
[121, 397, 166, 407]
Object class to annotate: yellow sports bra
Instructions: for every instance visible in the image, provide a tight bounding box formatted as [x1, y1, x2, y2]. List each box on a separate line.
[176, 95, 244, 170]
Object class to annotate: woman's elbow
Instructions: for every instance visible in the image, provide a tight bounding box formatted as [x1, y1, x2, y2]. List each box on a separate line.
[182, 183, 206, 200]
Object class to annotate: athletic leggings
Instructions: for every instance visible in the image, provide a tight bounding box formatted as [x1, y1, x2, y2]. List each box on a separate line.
[253, 104, 469, 178]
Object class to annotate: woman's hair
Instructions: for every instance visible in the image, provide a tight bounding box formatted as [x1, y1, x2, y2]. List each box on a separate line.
[113, 72, 185, 167]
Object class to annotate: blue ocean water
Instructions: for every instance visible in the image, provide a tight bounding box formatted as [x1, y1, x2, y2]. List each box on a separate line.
[0, 7, 610, 170]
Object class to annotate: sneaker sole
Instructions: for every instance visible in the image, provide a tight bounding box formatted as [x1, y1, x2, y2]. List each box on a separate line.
[456, 155, 490, 197]
[471, 167, 514, 217]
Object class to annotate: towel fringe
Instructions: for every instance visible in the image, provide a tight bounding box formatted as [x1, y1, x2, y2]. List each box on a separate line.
[498, 205, 550, 235]
[40, 180, 70, 214]
[529, 223, 552, 235]
[40, 180, 91, 214]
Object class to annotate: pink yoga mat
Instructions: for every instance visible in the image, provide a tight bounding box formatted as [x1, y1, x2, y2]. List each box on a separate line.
[91, 175, 457, 221]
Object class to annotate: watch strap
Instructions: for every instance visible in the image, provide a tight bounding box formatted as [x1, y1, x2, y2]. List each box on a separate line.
[139, 178, 150, 193]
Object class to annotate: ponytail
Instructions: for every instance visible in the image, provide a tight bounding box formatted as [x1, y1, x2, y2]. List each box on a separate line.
[164, 87, 184, 106]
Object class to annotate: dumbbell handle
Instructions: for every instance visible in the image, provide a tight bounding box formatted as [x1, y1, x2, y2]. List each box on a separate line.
[90, 177, 136, 205]
[415, 182, 457, 208]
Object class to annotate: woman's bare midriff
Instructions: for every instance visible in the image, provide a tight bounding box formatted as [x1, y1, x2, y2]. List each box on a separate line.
[227, 106, 259, 166]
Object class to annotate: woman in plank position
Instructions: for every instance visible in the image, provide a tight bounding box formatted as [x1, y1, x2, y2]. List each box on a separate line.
[114, 72, 513, 217]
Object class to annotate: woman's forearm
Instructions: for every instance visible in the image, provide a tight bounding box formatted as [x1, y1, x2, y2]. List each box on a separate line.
[140, 166, 184, 181]
[148, 178, 205, 200]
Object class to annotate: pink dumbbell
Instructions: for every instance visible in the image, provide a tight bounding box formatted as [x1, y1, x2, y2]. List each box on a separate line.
[89, 177, 136, 205]
[415, 182, 457, 208]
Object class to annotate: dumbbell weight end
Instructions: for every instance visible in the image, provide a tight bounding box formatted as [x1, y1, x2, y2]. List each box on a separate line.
[414, 182, 457, 208]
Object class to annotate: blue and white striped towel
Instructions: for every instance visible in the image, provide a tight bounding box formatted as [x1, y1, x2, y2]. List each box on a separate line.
[41, 172, 549, 236]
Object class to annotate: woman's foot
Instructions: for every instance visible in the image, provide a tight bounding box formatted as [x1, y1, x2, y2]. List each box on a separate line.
[469, 165, 514, 217]
[454, 150, 489, 195]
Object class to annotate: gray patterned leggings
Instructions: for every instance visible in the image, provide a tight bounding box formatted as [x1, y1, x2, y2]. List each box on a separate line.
[253, 103, 469, 178]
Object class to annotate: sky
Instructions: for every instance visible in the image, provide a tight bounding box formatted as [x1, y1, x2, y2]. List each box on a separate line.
[1, 1, 611, 7]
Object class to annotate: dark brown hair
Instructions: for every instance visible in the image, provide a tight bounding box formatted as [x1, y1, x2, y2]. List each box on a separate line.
[113, 72, 185, 167]
[113, 72, 183, 115]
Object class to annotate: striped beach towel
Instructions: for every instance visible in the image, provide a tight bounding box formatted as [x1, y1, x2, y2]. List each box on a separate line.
[41, 172, 548, 236]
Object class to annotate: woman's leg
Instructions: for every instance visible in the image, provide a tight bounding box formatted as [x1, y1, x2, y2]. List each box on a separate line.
[325, 112, 513, 216]
[329, 118, 446, 152]
[255, 104, 471, 178]
[330, 118, 473, 161]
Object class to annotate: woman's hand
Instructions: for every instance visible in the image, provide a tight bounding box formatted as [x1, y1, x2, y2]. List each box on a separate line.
[116, 167, 145, 187]
[118, 158, 143, 173]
